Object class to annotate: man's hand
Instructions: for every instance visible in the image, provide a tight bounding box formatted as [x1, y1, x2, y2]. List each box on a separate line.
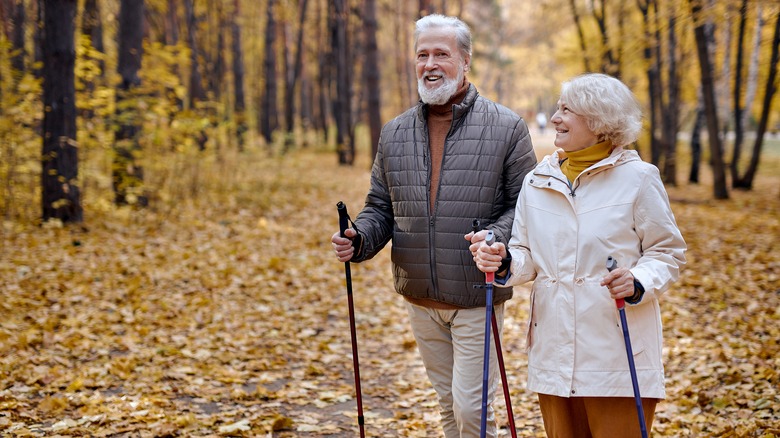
[332, 228, 357, 263]
[465, 230, 507, 273]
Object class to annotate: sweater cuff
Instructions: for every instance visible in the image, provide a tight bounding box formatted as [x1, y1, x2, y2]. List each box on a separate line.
[625, 280, 645, 305]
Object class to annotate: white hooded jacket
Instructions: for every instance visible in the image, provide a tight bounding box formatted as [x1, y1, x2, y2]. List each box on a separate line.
[501, 147, 686, 399]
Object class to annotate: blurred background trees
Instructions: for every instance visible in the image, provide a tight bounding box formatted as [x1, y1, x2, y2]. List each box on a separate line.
[0, 0, 778, 223]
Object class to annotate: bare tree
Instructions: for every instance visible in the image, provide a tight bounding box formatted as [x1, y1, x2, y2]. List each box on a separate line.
[283, 0, 309, 151]
[232, 0, 246, 149]
[332, 0, 354, 165]
[691, 0, 728, 199]
[113, 0, 146, 206]
[11, 0, 25, 74]
[81, 0, 104, 71]
[733, 10, 780, 189]
[730, 0, 748, 186]
[184, 0, 205, 104]
[568, 0, 593, 72]
[364, 0, 381, 162]
[260, 0, 279, 145]
[41, 0, 82, 221]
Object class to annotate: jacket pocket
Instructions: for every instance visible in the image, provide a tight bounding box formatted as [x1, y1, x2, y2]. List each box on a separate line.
[620, 306, 647, 358]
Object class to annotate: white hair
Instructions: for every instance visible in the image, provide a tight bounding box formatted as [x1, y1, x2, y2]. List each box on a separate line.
[414, 14, 472, 60]
[560, 73, 643, 147]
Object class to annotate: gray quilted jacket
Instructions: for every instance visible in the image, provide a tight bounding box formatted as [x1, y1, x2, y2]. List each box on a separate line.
[351, 84, 537, 308]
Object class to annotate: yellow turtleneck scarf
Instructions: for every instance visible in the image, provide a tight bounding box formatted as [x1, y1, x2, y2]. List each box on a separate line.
[560, 139, 614, 183]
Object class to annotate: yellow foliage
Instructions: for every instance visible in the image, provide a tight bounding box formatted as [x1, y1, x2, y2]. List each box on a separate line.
[0, 146, 777, 436]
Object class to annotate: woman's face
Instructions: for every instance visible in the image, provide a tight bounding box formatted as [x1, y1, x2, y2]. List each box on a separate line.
[551, 99, 599, 152]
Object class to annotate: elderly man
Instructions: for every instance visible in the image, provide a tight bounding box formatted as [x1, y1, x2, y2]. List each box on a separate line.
[331, 14, 536, 437]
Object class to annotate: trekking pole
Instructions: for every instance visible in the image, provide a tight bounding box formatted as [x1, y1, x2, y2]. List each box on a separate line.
[472, 220, 517, 438]
[337, 201, 366, 438]
[490, 310, 517, 438]
[479, 229, 496, 438]
[606, 256, 648, 438]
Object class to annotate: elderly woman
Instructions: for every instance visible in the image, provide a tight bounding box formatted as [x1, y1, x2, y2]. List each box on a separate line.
[471, 73, 686, 437]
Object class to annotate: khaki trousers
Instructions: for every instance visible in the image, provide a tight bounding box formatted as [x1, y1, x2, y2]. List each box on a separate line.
[538, 394, 658, 438]
[405, 301, 504, 438]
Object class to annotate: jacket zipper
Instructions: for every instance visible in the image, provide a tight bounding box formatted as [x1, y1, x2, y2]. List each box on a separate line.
[422, 122, 439, 293]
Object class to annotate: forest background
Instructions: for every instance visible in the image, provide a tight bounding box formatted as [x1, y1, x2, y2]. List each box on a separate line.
[0, 0, 779, 436]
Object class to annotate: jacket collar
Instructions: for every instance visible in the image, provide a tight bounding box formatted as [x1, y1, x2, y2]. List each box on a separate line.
[416, 83, 479, 124]
[535, 146, 642, 178]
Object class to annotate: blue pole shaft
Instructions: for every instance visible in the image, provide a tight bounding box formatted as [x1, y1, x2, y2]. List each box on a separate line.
[480, 283, 493, 438]
[618, 305, 648, 438]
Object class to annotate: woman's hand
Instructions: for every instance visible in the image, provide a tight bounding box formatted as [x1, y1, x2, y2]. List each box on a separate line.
[600, 267, 636, 300]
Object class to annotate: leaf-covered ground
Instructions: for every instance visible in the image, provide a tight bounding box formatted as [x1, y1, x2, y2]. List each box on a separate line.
[1, 140, 778, 437]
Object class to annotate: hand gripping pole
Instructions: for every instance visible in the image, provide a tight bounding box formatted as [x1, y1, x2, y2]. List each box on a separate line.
[337, 202, 365, 437]
[607, 256, 648, 438]
[473, 220, 517, 438]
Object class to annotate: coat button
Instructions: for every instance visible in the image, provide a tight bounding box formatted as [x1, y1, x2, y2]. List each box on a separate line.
[571, 389, 576, 394]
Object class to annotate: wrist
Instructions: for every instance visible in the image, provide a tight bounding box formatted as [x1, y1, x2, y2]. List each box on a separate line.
[625, 279, 645, 304]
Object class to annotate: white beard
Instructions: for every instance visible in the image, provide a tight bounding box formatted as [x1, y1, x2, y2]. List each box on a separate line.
[417, 68, 463, 105]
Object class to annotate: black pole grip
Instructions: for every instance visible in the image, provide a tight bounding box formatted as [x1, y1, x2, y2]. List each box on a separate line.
[337, 201, 350, 237]
[472, 219, 481, 234]
[606, 256, 618, 272]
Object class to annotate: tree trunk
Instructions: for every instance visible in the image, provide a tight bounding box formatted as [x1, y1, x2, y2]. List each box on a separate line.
[11, 0, 25, 75]
[568, 0, 592, 72]
[33, 0, 42, 77]
[184, 0, 205, 104]
[691, 0, 728, 199]
[41, 0, 82, 222]
[332, 0, 353, 165]
[313, 0, 328, 140]
[260, 0, 279, 145]
[638, 0, 661, 163]
[314, 0, 330, 143]
[81, 0, 104, 73]
[363, 0, 381, 163]
[113, 0, 146, 206]
[740, 5, 763, 135]
[231, 0, 246, 150]
[80, 0, 104, 120]
[717, 0, 733, 139]
[734, 11, 779, 190]
[593, 0, 619, 77]
[283, 0, 309, 151]
[661, 11, 679, 185]
[419, 0, 433, 17]
[210, 1, 225, 100]
[689, 101, 704, 184]
[400, 0, 415, 107]
[165, 0, 179, 45]
[730, 0, 748, 186]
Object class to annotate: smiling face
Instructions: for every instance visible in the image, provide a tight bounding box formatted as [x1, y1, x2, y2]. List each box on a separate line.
[415, 27, 469, 105]
[551, 99, 600, 152]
